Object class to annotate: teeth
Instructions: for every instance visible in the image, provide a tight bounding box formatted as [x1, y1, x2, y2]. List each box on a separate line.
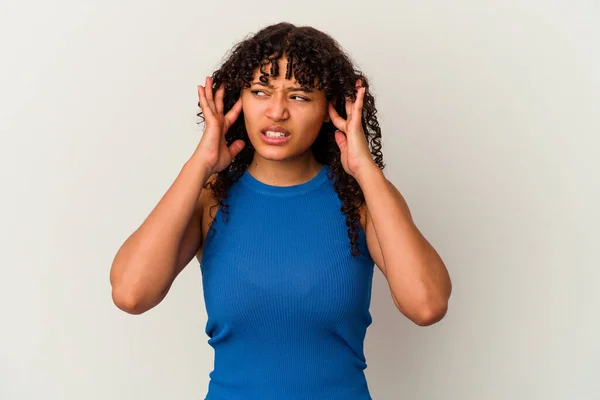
[265, 130, 288, 138]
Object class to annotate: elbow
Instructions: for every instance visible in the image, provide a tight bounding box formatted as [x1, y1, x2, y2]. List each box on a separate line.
[110, 262, 163, 315]
[394, 295, 449, 326]
[410, 298, 449, 326]
[111, 286, 149, 315]
[411, 301, 448, 326]
[411, 271, 452, 326]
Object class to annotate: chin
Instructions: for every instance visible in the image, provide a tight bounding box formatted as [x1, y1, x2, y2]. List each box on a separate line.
[254, 144, 315, 163]
[253, 147, 299, 162]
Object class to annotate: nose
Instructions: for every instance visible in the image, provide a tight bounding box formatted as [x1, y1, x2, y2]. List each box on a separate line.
[265, 94, 289, 121]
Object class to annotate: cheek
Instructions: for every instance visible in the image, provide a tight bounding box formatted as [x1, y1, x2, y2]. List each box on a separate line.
[303, 107, 327, 129]
[241, 100, 264, 123]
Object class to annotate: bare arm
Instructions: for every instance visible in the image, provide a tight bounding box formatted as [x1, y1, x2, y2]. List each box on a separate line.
[360, 167, 452, 326]
[109, 155, 211, 314]
[109, 76, 245, 315]
[328, 82, 450, 326]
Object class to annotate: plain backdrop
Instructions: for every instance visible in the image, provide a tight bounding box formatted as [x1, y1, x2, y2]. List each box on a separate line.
[1, 1, 598, 399]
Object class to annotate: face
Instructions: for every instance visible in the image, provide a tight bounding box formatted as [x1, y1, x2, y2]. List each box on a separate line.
[240, 57, 329, 162]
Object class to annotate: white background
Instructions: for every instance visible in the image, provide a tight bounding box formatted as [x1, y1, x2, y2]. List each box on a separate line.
[1, 1, 598, 399]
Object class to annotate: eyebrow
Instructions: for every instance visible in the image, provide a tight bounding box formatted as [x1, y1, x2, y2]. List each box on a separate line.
[251, 81, 313, 93]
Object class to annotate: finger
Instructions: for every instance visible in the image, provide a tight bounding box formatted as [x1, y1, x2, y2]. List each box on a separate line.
[197, 85, 214, 120]
[347, 79, 363, 118]
[352, 87, 366, 125]
[345, 96, 354, 121]
[334, 129, 347, 152]
[215, 85, 225, 115]
[223, 97, 243, 133]
[205, 76, 217, 115]
[328, 102, 347, 133]
[228, 139, 246, 159]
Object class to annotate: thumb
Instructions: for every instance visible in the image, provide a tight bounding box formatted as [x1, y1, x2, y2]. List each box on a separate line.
[229, 139, 246, 158]
[334, 130, 347, 151]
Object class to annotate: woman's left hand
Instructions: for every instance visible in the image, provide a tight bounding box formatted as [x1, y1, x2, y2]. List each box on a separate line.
[328, 80, 376, 180]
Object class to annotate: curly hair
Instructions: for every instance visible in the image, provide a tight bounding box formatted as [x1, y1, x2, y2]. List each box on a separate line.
[196, 22, 385, 257]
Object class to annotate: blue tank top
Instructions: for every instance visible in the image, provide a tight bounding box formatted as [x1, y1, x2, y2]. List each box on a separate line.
[200, 164, 375, 399]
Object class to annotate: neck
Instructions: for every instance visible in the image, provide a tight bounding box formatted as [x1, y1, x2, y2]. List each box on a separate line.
[246, 152, 323, 187]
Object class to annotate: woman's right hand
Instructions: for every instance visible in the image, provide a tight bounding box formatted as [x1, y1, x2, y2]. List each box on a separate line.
[195, 76, 245, 176]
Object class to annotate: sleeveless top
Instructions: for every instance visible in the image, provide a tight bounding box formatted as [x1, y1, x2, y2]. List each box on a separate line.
[200, 164, 375, 399]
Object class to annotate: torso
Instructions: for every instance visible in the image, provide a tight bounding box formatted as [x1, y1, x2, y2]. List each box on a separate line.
[195, 179, 368, 263]
[197, 167, 375, 398]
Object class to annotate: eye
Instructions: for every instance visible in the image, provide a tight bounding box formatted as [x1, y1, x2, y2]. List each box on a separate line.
[251, 90, 267, 97]
[291, 95, 309, 102]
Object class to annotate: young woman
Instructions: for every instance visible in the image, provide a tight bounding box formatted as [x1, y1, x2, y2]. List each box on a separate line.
[110, 22, 452, 399]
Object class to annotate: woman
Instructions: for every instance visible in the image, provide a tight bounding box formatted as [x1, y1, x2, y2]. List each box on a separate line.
[110, 22, 452, 399]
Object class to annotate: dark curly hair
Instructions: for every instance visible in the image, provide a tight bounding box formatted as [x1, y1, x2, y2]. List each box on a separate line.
[196, 22, 385, 257]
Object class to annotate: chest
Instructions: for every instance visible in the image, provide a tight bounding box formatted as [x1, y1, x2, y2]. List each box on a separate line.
[199, 195, 374, 329]
[198, 190, 368, 257]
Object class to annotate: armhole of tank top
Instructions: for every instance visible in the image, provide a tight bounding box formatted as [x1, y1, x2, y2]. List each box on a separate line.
[198, 178, 222, 270]
[332, 191, 374, 264]
[357, 225, 374, 264]
[203, 202, 221, 255]
[357, 202, 374, 264]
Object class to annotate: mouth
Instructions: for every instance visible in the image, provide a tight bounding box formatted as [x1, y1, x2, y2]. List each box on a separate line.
[261, 125, 291, 138]
[260, 125, 291, 145]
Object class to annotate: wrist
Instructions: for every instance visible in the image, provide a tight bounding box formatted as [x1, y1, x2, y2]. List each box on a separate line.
[185, 153, 214, 182]
[355, 163, 383, 186]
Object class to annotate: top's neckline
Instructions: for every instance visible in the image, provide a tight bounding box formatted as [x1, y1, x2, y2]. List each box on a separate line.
[239, 164, 330, 196]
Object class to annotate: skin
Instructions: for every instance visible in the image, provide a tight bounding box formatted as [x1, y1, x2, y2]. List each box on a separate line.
[197, 57, 452, 326]
[203, 57, 452, 326]
[110, 58, 451, 325]
[241, 56, 329, 186]
[110, 41, 452, 326]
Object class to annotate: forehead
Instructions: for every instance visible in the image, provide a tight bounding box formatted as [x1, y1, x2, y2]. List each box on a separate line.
[249, 55, 325, 94]
[251, 57, 297, 84]
[250, 76, 300, 88]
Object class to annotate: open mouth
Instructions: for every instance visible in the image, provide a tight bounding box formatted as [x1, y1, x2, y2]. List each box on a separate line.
[263, 130, 290, 139]
[261, 130, 291, 144]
